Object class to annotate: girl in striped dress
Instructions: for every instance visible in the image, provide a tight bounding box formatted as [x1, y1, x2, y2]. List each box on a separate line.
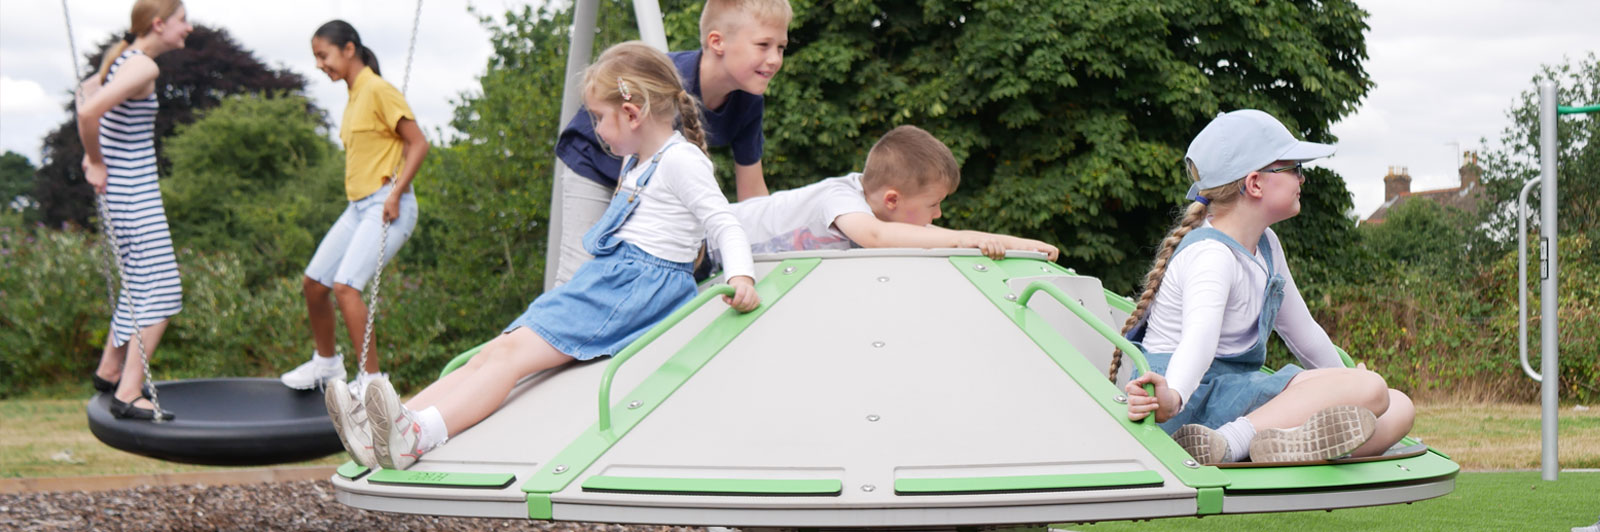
[78, 0, 193, 421]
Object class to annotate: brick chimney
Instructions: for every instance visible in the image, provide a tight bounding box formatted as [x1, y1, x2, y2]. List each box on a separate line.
[1383, 166, 1411, 201]
[1460, 150, 1481, 188]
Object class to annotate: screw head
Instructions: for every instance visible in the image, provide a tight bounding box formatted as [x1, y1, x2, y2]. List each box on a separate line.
[1004, 293, 1018, 301]
[1113, 394, 1128, 404]
[1183, 460, 1200, 468]
[553, 465, 569, 474]
[872, 341, 885, 348]
[973, 264, 988, 272]
[783, 266, 797, 274]
[1067, 268, 1077, 274]
[866, 414, 881, 422]
[627, 400, 642, 409]
[861, 484, 876, 492]
[877, 276, 890, 283]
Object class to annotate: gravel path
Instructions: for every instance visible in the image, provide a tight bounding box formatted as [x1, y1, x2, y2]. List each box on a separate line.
[1, 480, 707, 532]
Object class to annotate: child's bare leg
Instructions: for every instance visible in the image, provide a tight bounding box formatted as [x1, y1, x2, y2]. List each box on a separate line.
[1245, 368, 1389, 430]
[95, 332, 126, 383]
[405, 350, 491, 410]
[1351, 389, 1415, 457]
[302, 276, 338, 359]
[113, 319, 171, 408]
[420, 328, 571, 436]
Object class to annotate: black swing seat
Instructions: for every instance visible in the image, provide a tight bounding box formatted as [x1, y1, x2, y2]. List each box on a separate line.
[87, 378, 343, 466]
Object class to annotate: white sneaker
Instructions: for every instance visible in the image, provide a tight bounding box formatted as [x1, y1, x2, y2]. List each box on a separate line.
[324, 379, 376, 468]
[1249, 405, 1377, 463]
[1173, 424, 1230, 465]
[281, 353, 346, 390]
[366, 378, 427, 470]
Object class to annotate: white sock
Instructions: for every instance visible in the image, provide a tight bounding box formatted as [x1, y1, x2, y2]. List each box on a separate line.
[314, 352, 343, 367]
[1216, 417, 1257, 462]
[416, 406, 449, 451]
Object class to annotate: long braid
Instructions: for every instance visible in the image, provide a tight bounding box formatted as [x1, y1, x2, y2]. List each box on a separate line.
[674, 90, 709, 156]
[1107, 201, 1209, 382]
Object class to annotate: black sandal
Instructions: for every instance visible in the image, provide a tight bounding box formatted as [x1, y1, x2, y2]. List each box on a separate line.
[92, 375, 155, 399]
[110, 396, 174, 421]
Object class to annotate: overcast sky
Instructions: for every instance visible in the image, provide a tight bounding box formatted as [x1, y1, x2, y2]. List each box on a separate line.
[4, 0, 1598, 219]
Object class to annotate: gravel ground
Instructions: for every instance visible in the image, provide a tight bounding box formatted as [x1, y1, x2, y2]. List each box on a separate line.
[0, 480, 707, 532]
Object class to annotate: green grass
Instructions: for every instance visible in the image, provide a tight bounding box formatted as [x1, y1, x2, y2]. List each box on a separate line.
[0, 399, 341, 478]
[1066, 471, 1599, 531]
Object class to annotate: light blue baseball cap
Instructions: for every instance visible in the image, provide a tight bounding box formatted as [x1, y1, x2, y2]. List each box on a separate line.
[1184, 109, 1336, 201]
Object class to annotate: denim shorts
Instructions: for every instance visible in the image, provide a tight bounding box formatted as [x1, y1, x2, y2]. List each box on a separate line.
[1141, 352, 1304, 434]
[506, 241, 695, 360]
[305, 183, 418, 290]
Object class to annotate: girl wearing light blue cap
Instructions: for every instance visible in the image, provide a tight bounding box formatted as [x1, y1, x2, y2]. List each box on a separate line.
[1115, 110, 1414, 464]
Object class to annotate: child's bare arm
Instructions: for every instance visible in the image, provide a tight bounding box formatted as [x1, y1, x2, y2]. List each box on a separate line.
[833, 213, 1059, 260]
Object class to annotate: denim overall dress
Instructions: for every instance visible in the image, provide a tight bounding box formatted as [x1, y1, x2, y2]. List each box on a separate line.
[505, 143, 697, 360]
[1124, 227, 1303, 434]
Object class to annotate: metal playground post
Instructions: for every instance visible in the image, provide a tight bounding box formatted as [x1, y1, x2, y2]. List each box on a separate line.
[1521, 81, 1599, 481]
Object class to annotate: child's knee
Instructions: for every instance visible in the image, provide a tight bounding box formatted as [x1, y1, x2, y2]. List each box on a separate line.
[1385, 389, 1416, 424]
[1342, 368, 1389, 412]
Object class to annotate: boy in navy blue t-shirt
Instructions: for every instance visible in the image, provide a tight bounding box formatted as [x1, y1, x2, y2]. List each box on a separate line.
[549, 0, 793, 286]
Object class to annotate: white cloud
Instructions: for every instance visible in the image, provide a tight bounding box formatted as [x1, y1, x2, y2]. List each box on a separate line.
[0, 76, 50, 113]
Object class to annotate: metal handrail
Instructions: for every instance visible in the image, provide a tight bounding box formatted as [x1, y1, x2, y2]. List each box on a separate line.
[1517, 177, 1544, 382]
[1016, 281, 1155, 425]
[598, 285, 737, 432]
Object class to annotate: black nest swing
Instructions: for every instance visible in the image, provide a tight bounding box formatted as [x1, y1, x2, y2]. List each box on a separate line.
[87, 378, 342, 466]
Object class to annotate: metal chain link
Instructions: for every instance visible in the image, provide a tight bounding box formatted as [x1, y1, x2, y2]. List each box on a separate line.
[65, 0, 165, 421]
[356, 0, 424, 376]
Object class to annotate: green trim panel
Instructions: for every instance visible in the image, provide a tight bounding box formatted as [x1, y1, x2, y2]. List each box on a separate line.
[582, 476, 843, 496]
[950, 256, 1230, 491]
[366, 469, 516, 489]
[895, 470, 1163, 495]
[1222, 450, 1458, 492]
[1196, 486, 1223, 515]
[336, 461, 369, 479]
[520, 258, 820, 497]
[527, 493, 552, 519]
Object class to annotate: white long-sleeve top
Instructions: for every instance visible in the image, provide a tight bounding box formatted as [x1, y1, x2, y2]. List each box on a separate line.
[1139, 221, 1344, 408]
[611, 133, 755, 281]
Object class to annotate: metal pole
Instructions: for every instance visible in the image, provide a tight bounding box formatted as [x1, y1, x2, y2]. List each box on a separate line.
[1537, 81, 1559, 482]
[632, 0, 669, 52]
[544, 0, 602, 291]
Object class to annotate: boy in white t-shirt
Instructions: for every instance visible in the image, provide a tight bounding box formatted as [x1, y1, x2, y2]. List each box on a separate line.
[709, 125, 1058, 264]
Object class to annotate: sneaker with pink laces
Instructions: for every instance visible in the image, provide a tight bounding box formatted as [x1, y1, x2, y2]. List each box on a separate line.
[365, 377, 428, 470]
[323, 379, 376, 468]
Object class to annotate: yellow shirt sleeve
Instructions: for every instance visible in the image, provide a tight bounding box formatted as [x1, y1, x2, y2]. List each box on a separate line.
[339, 67, 416, 201]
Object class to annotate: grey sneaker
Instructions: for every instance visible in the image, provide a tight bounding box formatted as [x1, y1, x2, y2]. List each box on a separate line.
[1173, 424, 1230, 465]
[366, 378, 426, 470]
[281, 353, 346, 390]
[1249, 405, 1377, 463]
[324, 379, 376, 468]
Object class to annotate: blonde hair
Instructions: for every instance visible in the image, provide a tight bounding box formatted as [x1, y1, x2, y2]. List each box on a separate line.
[860, 125, 960, 195]
[1106, 180, 1244, 381]
[95, 0, 183, 83]
[582, 41, 709, 156]
[699, 0, 794, 45]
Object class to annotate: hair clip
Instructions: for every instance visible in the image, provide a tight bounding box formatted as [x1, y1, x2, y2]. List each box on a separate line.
[617, 78, 632, 101]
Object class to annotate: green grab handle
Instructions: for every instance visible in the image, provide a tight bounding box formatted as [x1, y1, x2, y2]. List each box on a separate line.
[598, 284, 737, 432]
[1557, 104, 1600, 115]
[1016, 280, 1156, 425]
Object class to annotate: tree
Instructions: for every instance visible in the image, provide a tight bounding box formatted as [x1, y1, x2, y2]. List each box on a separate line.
[30, 25, 309, 229]
[655, 0, 1374, 293]
[1, 151, 36, 214]
[1478, 53, 1600, 254]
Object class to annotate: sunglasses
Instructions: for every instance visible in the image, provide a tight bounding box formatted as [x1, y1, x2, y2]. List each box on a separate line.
[1264, 162, 1304, 177]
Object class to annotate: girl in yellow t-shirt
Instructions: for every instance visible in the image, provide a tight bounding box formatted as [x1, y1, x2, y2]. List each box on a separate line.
[281, 20, 428, 398]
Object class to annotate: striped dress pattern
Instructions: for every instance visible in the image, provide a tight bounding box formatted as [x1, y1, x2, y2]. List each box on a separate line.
[100, 49, 182, 346]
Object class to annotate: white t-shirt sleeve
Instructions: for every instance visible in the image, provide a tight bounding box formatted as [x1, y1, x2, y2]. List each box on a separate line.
[1264, 230, 1343, 369]
[659, 150, 754, 280]
[817, 175, 873, 240]
[1163, 241, 1237, 407]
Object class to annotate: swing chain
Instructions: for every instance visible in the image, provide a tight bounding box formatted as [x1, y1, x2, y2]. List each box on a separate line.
[356, 0, 423, 377]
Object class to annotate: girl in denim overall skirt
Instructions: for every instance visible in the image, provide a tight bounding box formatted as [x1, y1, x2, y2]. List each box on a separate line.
[1117, 110, 1415, 465]
[325, 42, 760, 470]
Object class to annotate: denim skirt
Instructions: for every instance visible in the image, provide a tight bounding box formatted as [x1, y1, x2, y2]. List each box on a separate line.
[505, 241, 696, 360]
[1142, 352, 1304, 434]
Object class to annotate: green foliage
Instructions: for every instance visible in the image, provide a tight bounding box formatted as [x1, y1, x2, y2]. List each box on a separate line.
[1359, 198, 1474, 275]
[1, 151, 35, 210]
[656, 0, 1373, 293]
[162, 93, 344, 285]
